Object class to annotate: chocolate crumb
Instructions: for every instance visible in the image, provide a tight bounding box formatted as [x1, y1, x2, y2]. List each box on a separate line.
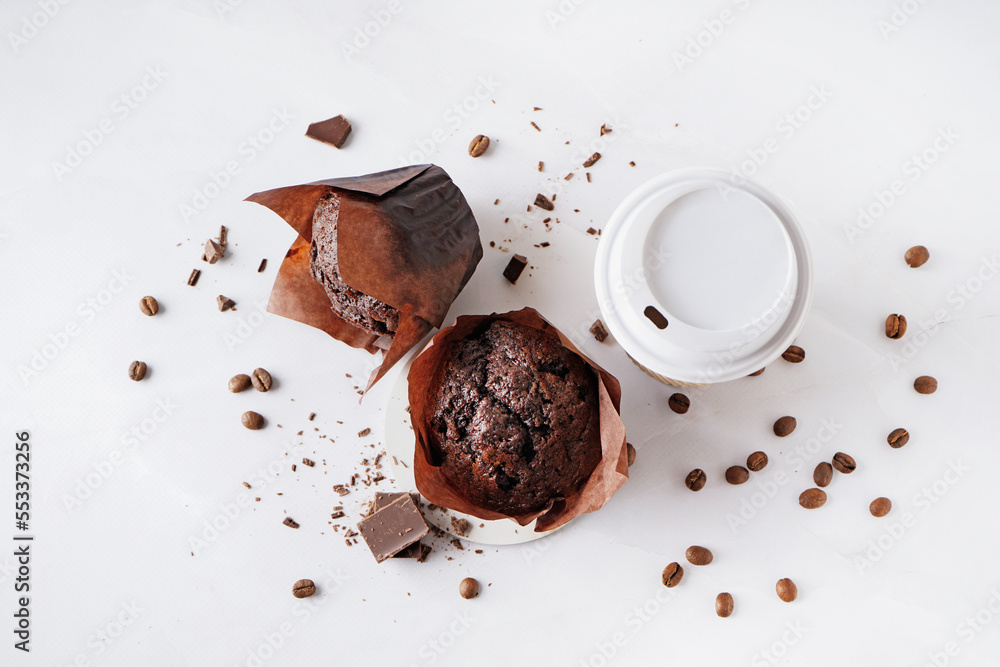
[333, 485, 350, 496]
[330, 511, 345, 520]
[358, 427, 371, 437]
[203, 239, 224, 264]
[502, 254, 528, 284]
[493, 199, 499, 205]
[586, 172, 592, 182]
[242, 482, 251, 489]
[583, 152, 601, 168]
[187, 269, 201, 286]
[629, 161, 636, 167]
[282, 517, 300, 529]
[306, 114, 352, 148]
[308, 412, 316, 421]
[530, 121, 541, 132]
[565, 173, 574, 180]
[217, 295, 236, 312]
[534, 193, 554, 211]
[451, 517, 471, 537]
[538, 161, 544, 172]
[291, 464, 296, 472]
[590, 320, 609, 342]
[586, 227, 598, 235]
[600, 124, 612, 136]
[302, 458, 315, 467]
[417, 544, 432, 562]
[257, 258, 267, 273]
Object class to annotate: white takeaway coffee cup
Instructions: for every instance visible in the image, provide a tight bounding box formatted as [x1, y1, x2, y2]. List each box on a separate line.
[594, 168, 814, 386]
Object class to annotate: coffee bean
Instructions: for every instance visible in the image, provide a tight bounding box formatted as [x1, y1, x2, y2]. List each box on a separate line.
[725, 466, 749, 485]
[885, 314, 907, 339]
[668, 393, 690, 414]
[292, 579, 316, 598]
[905, 245, 929, 268]
[747, 451, 768, 472]
[781, 345, 805, 363]
[685, 469, 707, 492]
[229, 374, 251, 393]
[715, 592, 734, 618]
[251, 367, 273, 392]
[242, 411, 265, 430]
[748, 367, 765, 376]
[685, 545, 713, 566]
[459, 577, 479, 599]
[832, 452, 856, 474]
[776, 578, 797, 603]
[799, 488, 827, 509]
[661, 562, 683, 588]
[813, 462, 833, 488]
[626, 442, 636, 467]
[870, 497, 892, 517]
[139, 296, 159, 316]
[887, 427, 909, 449]
[914, 375, 937, 394]
[468, 135, 490, 158]
[773, 416, 796, 437]
[128, 361, 147, 382]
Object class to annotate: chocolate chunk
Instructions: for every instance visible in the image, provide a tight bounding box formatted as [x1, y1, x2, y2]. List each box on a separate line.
[583, 152, 601, 168]
[503, 254, 528, 284]
[534, 193, 554, 211]
[589, 320, 609, 342]
[372, 492, 422, 558]
[306, 114, 352, 149]
[357, 494, 429, 563]
[203, 239, 224, 264]
[217, 295, 236, 312]
[187, 269, 201, 286]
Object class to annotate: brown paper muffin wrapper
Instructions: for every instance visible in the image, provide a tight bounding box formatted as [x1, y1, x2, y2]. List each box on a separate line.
[246, 165, 483, 391]
[407, 307, 629, 533]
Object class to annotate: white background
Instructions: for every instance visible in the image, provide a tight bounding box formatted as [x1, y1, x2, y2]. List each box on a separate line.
[3, 1, 1000, 665]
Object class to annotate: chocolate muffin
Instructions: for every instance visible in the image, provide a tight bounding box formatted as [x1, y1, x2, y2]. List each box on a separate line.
[310, 193, 400, 336]
[428, 319, 602, 515]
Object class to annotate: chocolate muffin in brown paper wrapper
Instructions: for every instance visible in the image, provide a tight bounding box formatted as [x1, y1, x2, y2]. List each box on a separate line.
[407, 307, 629, 533]
[246, 165, 483, 391]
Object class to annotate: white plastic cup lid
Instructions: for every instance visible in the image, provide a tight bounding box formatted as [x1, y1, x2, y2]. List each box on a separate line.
[594, 169, 813, 384]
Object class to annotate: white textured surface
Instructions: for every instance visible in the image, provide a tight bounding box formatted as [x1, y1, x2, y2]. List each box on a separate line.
[2, 1, 1000, 666]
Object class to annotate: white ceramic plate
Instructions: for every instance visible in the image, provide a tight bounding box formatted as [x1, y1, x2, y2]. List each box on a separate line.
[383, 342, 563, 545]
